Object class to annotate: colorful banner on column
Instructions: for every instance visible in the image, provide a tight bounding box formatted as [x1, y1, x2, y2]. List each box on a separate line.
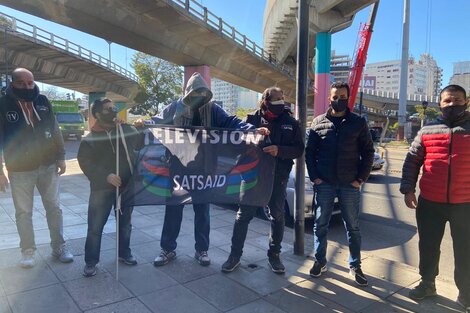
[121, 126, 276, 208]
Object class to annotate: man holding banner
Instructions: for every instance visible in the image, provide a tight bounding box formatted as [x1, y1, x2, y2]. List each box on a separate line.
[136, 72, 268, 267]
[78, 98, 142, 277]
[221, 87, 304, 274]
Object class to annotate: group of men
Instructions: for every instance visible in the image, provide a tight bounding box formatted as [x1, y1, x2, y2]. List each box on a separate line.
[0, 67, 468, 312]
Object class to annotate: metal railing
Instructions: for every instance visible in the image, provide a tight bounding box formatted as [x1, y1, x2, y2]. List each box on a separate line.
[358, 87, 439, 103]
[0, 12, 138, 82]
[168, 0, 295, 78]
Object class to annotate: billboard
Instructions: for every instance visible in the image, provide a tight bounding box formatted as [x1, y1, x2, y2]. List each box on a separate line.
[363, 76, 376, 90]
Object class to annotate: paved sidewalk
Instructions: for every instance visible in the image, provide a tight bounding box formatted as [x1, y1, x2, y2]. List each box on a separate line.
[0, 159, 464, 313]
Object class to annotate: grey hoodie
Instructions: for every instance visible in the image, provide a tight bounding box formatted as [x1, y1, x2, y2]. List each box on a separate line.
[150, 72, 253, 130]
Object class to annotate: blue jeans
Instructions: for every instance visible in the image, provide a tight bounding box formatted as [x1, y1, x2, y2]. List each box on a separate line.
[313, 182, 362, 268]
[9, 164, 65, 252]
[160, 203, 210, 252]
[85, 189, 133, 266]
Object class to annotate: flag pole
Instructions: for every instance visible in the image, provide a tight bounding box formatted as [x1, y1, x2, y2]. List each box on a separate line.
[115, 122, 120, 281]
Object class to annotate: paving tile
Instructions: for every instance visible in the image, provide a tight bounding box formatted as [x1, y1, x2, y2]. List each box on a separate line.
[386, 282, 462, 313]
[131, 215, 161, 228]
[360, 300, 416, 313]
[226, 299, 288, 313]
[66, 204, 89, 215]
[219, 241, 267, 264]
[111, 263, 178, 296]
[45, 254, 88, 282]
[0, 297, 12, 313]
[139, 285, 220, 313]
[138, 226, 162, 240]
[209, 216, 233, 230]
[264, 283, 352, 313]
[156, 255, 217, 284]
[63, 272, 132, 311]
[7, 284, 80, 313]
[0, 248, 22, 269]
[296, 277, 382, 312]
[0, 233, 19, 250]
[0, 261, 58, 295]
[107, 229, 157, 246]
[130, 241, 161, 264]
[63, 224, 88, 239]
[0, 221, 17, 235]
[84, 298, 152, 313]
[224, 264, 293, 296]
[185, 274, 259, 311]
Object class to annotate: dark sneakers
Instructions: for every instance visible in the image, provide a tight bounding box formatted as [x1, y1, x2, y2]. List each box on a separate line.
[83, 264, 97, 277]
[349, 266, 368, 287]
[408, 280, 437, 300]
[153, 250, 176, 267]
[221, 255, 240, 273]
[268, 254, 285, 274]
[118, 255, 138, 266]
[310, 261, 327, 278]
[194, 251, 211, 266]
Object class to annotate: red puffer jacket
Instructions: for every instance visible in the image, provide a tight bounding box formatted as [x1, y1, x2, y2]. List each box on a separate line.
[400, 113, 470, 204]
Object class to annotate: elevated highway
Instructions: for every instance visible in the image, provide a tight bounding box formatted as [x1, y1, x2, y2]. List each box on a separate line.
[0, 13, 139, 104]
[0, 0, 376, 103]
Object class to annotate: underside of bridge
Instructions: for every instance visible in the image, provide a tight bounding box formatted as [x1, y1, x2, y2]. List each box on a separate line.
[0, 27, 139, 103]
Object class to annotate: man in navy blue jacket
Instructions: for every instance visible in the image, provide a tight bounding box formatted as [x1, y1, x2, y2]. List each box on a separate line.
[0, 68, 73, 268]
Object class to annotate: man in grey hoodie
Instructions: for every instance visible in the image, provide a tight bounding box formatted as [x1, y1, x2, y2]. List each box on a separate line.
[137, 72, 267, 266]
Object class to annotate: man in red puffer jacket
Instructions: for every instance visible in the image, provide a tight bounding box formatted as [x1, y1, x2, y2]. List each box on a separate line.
[400, 84, 470, 312]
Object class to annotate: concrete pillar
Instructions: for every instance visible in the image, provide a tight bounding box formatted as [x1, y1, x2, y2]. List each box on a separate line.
[313, 32, 332, 117]
[184, 65, 211, 91]
[88, 92, 106, 129]
[115, 101, 127, 122]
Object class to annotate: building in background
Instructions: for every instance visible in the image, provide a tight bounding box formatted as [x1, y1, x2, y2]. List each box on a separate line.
[211, 78, 259, 114]
[363, 53, 442, 97]
[449, 61, 470, 97]
[330, 51, 352, 83]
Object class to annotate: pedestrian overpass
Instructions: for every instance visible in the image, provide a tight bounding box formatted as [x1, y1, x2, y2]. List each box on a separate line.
[0, 12, 139, 107]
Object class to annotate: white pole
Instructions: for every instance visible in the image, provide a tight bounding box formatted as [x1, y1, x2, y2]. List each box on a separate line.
[115, 122, 120, 281]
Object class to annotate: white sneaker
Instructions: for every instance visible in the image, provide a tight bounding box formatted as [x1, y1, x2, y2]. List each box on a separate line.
[20, 249, 35, 268]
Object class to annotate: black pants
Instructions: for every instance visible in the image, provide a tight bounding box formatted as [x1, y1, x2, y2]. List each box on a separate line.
[229, 174, 288, 258]
[160, 203, 210, 252]
[416, 197, 470, 302]
[85, 190, 133, 266]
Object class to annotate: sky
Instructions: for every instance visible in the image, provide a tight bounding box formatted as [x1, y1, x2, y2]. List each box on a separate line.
[1, 0, 468, 96]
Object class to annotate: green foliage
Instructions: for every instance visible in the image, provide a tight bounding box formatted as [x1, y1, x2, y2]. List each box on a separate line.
[0, 16, 13, 28]
[414, 105, 441, 121]
[235, 107, 255, 120]
[131, 52, 183, 115]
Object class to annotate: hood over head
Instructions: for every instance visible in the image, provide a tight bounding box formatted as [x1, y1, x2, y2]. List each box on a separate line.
[182, 72, 213, 107]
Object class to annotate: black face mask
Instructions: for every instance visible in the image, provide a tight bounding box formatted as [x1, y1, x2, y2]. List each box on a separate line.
[441, 105, 467, 123]
[187, 96, 206, 109]
[100, 108, 118, 123]
[11, 84, 39, 102]
[331, 98, 348, 112]
[267, 103, 285, 115]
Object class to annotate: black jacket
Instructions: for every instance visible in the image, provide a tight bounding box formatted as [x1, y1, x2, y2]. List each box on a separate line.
[305, 108, 374, 184]
[77, 124, 143, 191]
[0, 93, 65, 172]
[246, 110, 304, 179]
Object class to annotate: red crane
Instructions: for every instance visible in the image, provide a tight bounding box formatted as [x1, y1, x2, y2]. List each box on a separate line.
[348, 1, 380, 110]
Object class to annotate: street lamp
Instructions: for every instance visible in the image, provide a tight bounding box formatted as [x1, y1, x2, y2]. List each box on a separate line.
[106, 40, 112, 67]
[421, 100, 428, 128]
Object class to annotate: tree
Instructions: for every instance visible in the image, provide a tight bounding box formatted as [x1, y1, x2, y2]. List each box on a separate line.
[414, 104, 441, 122]
[42, 86, 68, 100]
[131, 52, 183, 115]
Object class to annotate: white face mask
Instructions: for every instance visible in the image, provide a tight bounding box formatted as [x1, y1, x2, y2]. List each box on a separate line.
[270, 100, 285, 105]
